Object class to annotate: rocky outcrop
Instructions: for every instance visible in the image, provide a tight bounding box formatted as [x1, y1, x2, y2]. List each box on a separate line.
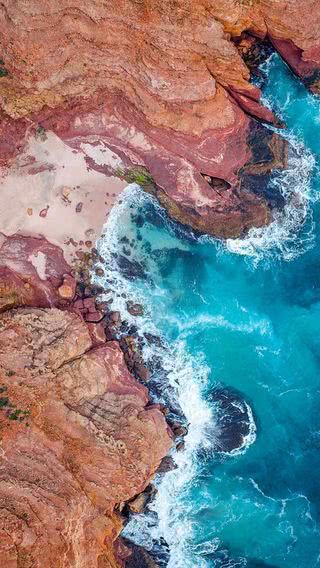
[0, 234, 75, 312]
[0, 306, 172, 568]
[1, 0, 317, 237]
[116, 539, 160, 568]
[0, 2, 319, 566]
[0, 234, 172, 568]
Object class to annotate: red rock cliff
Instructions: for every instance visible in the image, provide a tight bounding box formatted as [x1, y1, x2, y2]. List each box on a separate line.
[0, 2, 319, 567]
[0, 236, 172, 568]
[0, 1, 318, 238]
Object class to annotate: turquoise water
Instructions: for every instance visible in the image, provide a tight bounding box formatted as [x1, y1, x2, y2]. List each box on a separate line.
[98, 54, 320, 567]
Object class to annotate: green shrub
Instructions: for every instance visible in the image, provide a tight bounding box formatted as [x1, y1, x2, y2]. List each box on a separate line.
[115, 167, 154, 188]
[0, 59, 8, 77]
[0, 397, 9, 408]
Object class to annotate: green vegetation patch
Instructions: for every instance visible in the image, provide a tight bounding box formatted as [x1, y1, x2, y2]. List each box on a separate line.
[0, 385, 30, 422]
[0, 58, 8, 77]
[115, 166, 154, 188]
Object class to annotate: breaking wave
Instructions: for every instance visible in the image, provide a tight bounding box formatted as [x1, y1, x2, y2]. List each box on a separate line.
[94, 185, 216, 567]
[92, 51, 320, 568]
[225, 136, 316, 264]
[94, 184, 261, 567]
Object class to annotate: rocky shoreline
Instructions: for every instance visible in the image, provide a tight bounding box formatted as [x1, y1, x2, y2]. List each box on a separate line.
[0, 233, 178, 567]
[0, 229, 192, 567]
[0, 1, 320, 566]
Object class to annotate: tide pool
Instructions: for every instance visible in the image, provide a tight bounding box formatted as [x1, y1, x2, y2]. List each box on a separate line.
[97, 54, 320, 567]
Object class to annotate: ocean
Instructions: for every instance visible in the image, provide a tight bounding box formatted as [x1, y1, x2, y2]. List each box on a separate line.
[95, 53, 320, 567]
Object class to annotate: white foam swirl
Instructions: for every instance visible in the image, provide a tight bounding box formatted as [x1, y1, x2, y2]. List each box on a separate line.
[224, 137, 316, 264]
[94, 185, 215, 567]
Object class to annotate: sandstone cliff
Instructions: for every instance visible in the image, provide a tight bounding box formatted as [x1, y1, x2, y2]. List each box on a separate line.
[0, 235, 172, 568]
[0, 1, 318, 238]
[0, 2, 319, 567]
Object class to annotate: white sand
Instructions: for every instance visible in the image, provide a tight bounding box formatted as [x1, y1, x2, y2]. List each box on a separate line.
[0, 131, 127, 263]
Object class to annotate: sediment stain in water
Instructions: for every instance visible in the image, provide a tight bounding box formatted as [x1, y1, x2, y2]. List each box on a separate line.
[95, 54, 320, 567]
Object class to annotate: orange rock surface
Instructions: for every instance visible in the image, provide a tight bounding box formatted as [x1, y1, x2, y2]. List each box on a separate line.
[0, 3, 319, 566]
[1, 0, 317, 237]
[0, 307, 172, 567]
[0, 233, 172, 567]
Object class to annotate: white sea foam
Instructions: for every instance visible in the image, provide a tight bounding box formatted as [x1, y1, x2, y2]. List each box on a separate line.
[226, 401, 257, 457]
[91, 182, 273, 566]
[171, 313, 271, 337]
[225, 136, 316, 264]
[94, 184, 216, 567]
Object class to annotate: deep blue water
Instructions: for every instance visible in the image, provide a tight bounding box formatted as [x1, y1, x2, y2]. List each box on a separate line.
[98, 54, 320, 567]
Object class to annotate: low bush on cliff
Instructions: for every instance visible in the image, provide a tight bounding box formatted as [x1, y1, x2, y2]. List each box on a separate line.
[115, 166, 154, 188]
[0, 59, 8, 77]
[0, 385, 30, 422]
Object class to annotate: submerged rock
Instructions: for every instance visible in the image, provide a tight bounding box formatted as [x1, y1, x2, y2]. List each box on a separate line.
[114, 254, 147, 281]
[208, 386, 257, 454]
[157, 455, 178, 473]
[127, 301, 144, 317]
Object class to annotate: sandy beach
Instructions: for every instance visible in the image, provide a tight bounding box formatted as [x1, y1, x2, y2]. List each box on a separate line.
[0, 130, 127, 263]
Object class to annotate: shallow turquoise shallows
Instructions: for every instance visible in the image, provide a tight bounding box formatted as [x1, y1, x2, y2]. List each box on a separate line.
[98, 54, 320, 567]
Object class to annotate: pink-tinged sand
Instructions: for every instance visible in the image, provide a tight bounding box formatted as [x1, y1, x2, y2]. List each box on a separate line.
[0, 130, 127, 263]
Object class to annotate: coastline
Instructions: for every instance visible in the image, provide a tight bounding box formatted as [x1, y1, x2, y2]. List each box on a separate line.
[0, 129, 195, 567]
[0, 131, 176, 566]
[1, 3, 320, 565]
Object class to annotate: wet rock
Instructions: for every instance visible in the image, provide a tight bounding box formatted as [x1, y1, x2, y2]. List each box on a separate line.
[144, 333, 164, 348]
[208, 386, 256, 454]
[158, 404, 170, 416]
[119, 335, 151, 382]
[127, 301, 144, 316]
[117, 539, 160, 568]
[126, 484, 157, 514]
[157, 455, 178, 473]
[168, 421, 188, 438]
[84, 284, 104, 297]
[95, 267, 105, 277]
[235, 34, 274, 83]
[104, 311, 122, 340]
[115, 255, 147, 280]
[240, 121, 288, 209]
[133, 361, 150, 382]
[110, 311, 121, 323]
[96, 300, 111, 313]
[105, 324, 121, 341]
[176, 441, 185, 452]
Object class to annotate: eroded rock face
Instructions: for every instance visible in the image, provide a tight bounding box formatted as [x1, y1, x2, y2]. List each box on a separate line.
[0, 307, 172, 567]
[0, 234, 75, 311]
[1, 0, 317, 237]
